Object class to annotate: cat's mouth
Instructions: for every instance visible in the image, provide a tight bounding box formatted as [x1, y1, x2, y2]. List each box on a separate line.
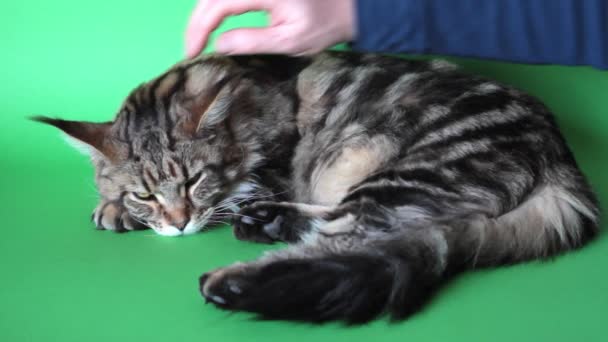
[151, 207, 223, 237]
[152, 221, 203, 237]
[154, 225, 191, 237]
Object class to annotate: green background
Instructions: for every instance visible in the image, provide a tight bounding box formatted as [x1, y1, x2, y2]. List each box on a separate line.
[1, 1, 607, 341]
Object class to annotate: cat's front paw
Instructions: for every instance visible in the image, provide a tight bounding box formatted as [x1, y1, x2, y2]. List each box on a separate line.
[232, 201, 289, 243]
[92, 200, 147, 233]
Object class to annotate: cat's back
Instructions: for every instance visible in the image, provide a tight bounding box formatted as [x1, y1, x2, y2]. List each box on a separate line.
[296, 52, 561, 149]
[298, 51, 522, 114]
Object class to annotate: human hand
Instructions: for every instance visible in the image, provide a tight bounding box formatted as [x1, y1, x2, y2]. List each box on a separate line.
[185, 0, 355, 58]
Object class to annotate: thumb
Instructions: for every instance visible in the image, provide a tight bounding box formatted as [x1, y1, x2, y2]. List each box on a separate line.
[216, 27, 295, 55]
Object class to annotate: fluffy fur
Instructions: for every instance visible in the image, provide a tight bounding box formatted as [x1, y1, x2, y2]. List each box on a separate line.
[36, 52, 600, 323]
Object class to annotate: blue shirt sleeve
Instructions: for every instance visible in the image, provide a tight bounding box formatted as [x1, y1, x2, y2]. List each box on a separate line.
[352, 0, 608, 70]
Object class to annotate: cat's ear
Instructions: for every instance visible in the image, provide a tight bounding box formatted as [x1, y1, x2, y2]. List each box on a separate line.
[32, 116, 117, 160]
[177, 77, 244, 136]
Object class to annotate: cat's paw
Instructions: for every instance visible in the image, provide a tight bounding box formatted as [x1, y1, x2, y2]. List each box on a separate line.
[92, 200, 147, 233]
[232, 201, 289, 243]
[199, 263, 252, 308]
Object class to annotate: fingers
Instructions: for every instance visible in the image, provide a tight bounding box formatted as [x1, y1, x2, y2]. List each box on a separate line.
[185, 0, 271, 58]
[215, 27, 295, 55]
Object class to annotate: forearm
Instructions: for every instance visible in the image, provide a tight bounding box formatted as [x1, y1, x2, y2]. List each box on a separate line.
[353, 0, 608, 69]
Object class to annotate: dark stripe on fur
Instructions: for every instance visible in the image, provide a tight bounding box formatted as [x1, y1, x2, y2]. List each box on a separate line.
[359, 169, 459, 195]
[341, 185, 444, 213]
[412, 92, 514, 142]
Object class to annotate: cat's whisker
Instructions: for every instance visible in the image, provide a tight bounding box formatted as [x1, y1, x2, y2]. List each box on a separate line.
[205, 220, 229, 226]
[232, 145, 248, 172]
[217, 213, 263, 222]
[217, 194, 255, 206]
[216, 190, 286, 208]
[217, 186, 288, 204]
[37, 51, 600, 325]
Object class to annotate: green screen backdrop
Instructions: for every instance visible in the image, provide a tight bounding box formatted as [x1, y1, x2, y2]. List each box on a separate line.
[1, 1, 607, 341]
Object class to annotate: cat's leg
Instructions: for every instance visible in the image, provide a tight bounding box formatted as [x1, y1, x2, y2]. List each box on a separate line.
[199, 226, 368, 314]
[227, 167, 319, 243]
[92, 198, 148, 233]
[199, 204, 445, 323]
[199, 177, 599, 323]
[232, 201, 332, 243]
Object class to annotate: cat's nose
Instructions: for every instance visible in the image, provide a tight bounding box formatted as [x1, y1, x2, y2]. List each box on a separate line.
[164, 206, 190, 231]
[173, 219, 188, 231]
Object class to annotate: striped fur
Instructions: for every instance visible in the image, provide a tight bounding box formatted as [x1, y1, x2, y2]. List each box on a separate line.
[36, 52, 600, 323]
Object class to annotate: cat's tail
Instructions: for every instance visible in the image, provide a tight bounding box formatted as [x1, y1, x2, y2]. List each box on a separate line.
[200, 185, 599, 324]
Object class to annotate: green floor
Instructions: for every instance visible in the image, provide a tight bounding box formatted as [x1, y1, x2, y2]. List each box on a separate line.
[2, 1, 607, 341]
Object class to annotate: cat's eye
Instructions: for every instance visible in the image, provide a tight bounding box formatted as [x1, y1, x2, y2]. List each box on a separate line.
[133, 192, 156, 201]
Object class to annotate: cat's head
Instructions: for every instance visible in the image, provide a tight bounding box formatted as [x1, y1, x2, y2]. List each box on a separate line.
[34, 57, 269, 236]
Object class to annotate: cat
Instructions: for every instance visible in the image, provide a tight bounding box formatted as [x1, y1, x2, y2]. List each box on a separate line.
[35, 52, 600, 324]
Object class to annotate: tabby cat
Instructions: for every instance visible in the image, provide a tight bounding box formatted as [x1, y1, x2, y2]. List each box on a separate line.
[35, 52, 600, 324]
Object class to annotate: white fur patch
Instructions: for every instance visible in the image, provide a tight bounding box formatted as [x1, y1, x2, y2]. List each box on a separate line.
[234, 181, 258, 195]
[62, 134, 92, 155]
[154, 225, 183, 237]
[183, 221, 202, 235]
[62, 134, 105, 162]
[496, 185, 597, 253]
